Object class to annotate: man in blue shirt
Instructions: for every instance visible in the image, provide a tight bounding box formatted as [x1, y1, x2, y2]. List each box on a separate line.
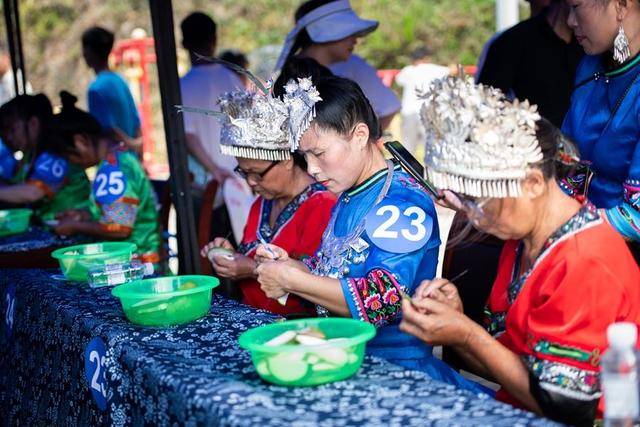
[82, 26, 142, 153]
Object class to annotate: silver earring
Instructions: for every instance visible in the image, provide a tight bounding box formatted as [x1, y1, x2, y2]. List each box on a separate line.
[614, 24, 631, 64]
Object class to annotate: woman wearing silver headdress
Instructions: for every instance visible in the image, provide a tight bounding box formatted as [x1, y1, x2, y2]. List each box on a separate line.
[255, 76, 488, 394]
[192, 86, 336, 317]
[400, 76, 640, 425]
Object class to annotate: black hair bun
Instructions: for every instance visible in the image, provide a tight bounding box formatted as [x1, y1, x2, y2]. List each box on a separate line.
[59, 91, 78, 111]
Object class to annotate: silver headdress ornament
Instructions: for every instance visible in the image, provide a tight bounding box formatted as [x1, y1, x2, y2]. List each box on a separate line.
[217, 87, 291, 161]
[281, 77, 322, 151]
[176, 56, 292, 161]
[420, 75, 542, 198]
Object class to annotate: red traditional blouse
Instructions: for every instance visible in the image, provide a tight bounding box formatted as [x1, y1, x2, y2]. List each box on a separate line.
[237, 183, 336, 316]
[485, 205, 640, 421]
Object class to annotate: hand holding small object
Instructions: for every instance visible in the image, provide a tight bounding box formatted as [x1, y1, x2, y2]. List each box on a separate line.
[256, 235, 289, 306]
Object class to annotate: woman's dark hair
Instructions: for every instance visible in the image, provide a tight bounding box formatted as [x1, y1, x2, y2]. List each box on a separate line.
[285, 0, 336, 64]
[534, 117, 580, 181]
[311, 75, 382, 142]
[43, 91, 103, 157]
[291, 151, 307, 170]
[272, 56, 333, 97]
[0, 93, 53, 124]
[0, 93, 53, 155]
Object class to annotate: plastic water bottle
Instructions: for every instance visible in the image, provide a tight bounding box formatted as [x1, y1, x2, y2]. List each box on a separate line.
[602, 322, 640, 427]
[88, 261, 154, 288]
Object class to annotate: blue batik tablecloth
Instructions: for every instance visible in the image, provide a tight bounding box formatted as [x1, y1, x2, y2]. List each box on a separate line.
[0, 269, 560, 426]
[0, 227, 84, 253]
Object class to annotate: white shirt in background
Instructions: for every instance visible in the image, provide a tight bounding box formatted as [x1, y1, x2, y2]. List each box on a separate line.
[0, 70, 32, 105]
[180, 64, 243, 190]
[330, 54, 401, 118]
[395, 63, 450, 115]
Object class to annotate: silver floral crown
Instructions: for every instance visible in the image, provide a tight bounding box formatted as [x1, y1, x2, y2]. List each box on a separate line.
[420, 76, 542, 198]
[217, 88, 291, 161]
[281, 77, 322, 151]
[176, 57, 292, 161]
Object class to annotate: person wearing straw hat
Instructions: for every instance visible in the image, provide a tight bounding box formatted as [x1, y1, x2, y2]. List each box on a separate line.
[275, 0, 400, 130]
[188, 78, 336, 317]
[399, 76, 640, 425]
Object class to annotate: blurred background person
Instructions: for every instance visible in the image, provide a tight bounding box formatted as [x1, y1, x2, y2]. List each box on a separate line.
[179, 12, 244, 243]
[477, 0, 583, 127]
[395, 47, 450, 157]
[562, 0, 640, 260]
[275, 0, 400, 130]
[82, 26, 142, 153]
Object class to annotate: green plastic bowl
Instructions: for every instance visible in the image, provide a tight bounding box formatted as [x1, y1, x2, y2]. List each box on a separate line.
[0, 208, 32, 237]
[111, 275, 220, 326]
[51, 242, 137, 282]
[238, 318, 376, 387]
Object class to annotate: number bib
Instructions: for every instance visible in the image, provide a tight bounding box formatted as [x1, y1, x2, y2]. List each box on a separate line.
[365, 201, 433, 253]
[4, 283, 15, 339]
[93, 163, 127, 204]
[34, 152, 67, 184]
[84, 337, 108, 410]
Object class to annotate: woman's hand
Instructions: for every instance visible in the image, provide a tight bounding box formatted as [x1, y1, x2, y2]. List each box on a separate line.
[399, 297, 475, 348]
[211, 253, 257, 280]
[200, 238, 235, 258]
[434, 190, 464, 211]
[53, 219, 80, 236]
[414, 278, 463, 313]
[255, 244, 289, 263]
[56, 209, 90, 222]
[255, 260, 297, 299]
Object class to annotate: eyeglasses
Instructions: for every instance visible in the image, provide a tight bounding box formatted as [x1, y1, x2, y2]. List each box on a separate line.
[458, 194, 490, 222]
[234, 161, 279, 182]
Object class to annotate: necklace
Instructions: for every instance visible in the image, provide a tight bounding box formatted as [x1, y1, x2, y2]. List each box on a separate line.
[312, 160, 394, 277]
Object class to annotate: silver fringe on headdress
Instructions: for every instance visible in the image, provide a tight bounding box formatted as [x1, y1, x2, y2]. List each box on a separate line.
[420, 75, 542, 199]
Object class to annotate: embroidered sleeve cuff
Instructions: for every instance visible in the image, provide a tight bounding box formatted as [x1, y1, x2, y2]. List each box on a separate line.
[99, 198, 139, 229]
[339, 268, 404, 327]
[606, 203, 640, 241]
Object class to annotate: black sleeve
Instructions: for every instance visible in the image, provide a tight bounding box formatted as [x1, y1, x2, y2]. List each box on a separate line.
[528, 370, 598, 427]
[477, 33, 518, 94]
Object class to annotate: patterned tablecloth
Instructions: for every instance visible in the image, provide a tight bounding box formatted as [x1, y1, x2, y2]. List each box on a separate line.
[0, 269, 560, 426]
[0, 227, 84, 253]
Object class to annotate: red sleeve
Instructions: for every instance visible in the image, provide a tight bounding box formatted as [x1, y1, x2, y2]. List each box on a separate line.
[240, 197, 262, 247]
[520, 252, 638, 404]
[291, 191, 336, 259]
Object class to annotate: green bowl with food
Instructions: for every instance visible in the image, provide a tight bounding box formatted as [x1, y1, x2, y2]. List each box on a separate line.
[51, 242, 136, 281]
[111, 275, 220, 326]
[238, 318, 376, 387]
[0, 208, 32, 237]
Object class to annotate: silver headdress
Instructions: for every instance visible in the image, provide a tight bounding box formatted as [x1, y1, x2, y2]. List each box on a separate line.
[420, 75, 542, 198]
[281, 77, 322, 151]
[217, 87, 291, 161]
[176, 56, 292, 161]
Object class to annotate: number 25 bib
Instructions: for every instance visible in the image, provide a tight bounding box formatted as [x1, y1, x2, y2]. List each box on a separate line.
[93, 163, 127, 205]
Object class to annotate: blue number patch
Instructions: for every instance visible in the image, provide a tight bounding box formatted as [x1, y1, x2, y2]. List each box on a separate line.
[93, 164, 127, 204]
[84, 337, 108, 410]
[33, 152, 68, 185]
[365, 202, 433, 253]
